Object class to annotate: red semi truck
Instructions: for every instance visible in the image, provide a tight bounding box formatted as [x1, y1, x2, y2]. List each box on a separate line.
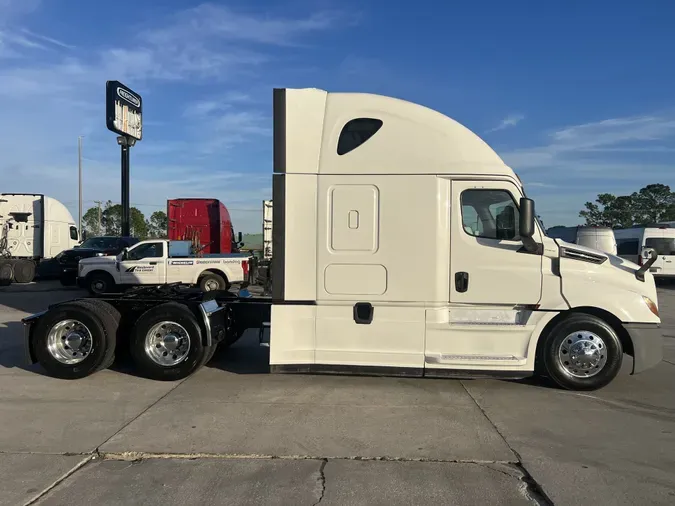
[167, 198, 242, 255]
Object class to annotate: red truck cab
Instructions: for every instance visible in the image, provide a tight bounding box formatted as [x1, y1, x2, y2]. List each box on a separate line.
[167, 199, 240, 254]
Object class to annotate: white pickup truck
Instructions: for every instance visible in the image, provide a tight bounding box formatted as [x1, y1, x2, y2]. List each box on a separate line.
[77, 239, 250, 295]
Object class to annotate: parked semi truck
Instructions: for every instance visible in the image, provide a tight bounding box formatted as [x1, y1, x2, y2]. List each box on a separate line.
[168, 198, 242, 255]
[0, 193, 79, 283]
[21, 88, 662, 390]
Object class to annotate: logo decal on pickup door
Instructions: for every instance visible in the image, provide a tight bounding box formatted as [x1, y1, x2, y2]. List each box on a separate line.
[125, 266, 155, 273]
[170, 260, 194, 265]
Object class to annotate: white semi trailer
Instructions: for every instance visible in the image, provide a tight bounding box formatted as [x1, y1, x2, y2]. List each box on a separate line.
[22, 88, 662, 391]
[0, 193, 79, 283]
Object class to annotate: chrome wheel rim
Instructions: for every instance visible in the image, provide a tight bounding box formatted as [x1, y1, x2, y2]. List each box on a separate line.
[144, 321, 191, 367]
[558, 331, 607, 378]
[47, 319, 93, 364]
[91, 279, 106, 293]
[203, 279, 220, 291]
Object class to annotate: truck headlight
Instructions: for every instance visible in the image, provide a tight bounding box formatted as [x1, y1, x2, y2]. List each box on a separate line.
[642, 296, 659, 317]
[78, 263, 84, 275]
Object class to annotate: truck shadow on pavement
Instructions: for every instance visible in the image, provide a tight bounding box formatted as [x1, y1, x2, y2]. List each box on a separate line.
[0, 321, 49, 375]
[207, 331, 271, 374]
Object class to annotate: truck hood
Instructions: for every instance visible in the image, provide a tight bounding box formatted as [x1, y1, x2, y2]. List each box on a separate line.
[555, 239, 659, 323]
[79, 255, 117, 266]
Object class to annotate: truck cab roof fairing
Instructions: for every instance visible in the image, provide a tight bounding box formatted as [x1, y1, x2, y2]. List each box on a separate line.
[273, 87, 514, 177]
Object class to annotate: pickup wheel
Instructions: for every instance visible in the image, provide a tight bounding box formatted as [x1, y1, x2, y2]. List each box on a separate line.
[87, 272, 115, 295]
[199, 272, 228, 292]
[130, 302, 206, 381]
[31, 301, 116, 379]
[540, 314, 623, 391]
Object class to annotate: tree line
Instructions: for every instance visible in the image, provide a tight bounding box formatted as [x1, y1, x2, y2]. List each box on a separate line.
[577, 183, 675, 228]
[82, 201, 167, 240]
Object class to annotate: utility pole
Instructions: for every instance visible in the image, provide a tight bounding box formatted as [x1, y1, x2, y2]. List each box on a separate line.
[78, 136, 83, 236]
[94, 200, 103, 235]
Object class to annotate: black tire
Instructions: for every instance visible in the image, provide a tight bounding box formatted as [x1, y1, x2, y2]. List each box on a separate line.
[87, 271, 116, 296]
[540, 314, 623, 391]
[12, 259, 36, 283]
[32, 301, 115, 379]
[0, 262, 12, 286]
[199, 272, 227, 292]
[130, 302, 206, 381]
[75, 299, 120, 371]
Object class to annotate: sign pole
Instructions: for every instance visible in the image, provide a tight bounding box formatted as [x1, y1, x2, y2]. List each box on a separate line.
[106, 80, 143, 237]
[117, 136, 135, 236]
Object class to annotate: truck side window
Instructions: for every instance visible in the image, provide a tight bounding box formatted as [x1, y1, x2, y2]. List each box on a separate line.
[337, 118, 383, 155]
[461, 190, 520, 240]
[69, 226, 78, 241]
[127, 242, 164, 260]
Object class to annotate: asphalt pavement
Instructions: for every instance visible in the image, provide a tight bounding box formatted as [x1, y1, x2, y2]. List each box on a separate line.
[0, 281, 673, 505]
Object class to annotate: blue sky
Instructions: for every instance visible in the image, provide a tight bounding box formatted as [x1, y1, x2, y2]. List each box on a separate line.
[1, 0, 674, 232]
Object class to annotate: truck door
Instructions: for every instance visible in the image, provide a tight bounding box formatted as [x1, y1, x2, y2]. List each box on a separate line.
[450, 180, 543, 305]
[645, 232, 675, 277]
[119, 242, 166, 285]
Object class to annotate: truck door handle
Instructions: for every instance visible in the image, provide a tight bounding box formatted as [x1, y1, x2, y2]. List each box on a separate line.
[353, 302, 374, 325]
[149, 262, 157, 265]
[455, 272, 469, 293]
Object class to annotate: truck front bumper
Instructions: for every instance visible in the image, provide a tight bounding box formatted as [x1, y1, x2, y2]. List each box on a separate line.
[625, 323, 663, 374]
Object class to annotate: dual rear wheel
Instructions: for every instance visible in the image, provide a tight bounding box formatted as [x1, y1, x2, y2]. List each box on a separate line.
[33, 300, 217, 380]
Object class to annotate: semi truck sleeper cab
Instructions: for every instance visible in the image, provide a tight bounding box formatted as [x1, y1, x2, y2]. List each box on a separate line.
[22, 87, 663, 391]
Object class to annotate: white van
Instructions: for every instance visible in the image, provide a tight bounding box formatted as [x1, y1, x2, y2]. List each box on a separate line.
[615, 226, 675, 279]
[547, 226, 617, 255]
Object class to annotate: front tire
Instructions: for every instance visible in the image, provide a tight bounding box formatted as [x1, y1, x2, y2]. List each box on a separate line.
[199, 272, 227, 292]
[32, 301, 116, 379]
[87, 272, 115, 296]
[540, 314, 623, 391]
[130, 302, 206, 381]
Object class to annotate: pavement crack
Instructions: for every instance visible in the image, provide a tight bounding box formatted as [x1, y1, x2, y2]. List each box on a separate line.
[22, 455, 93, 506]
[94, 377, 188, 453]
[460, 381, 554, 506]
[312, 459, 327, 506]
[96, 451, 517, 464]
[512, 463, 554, 506]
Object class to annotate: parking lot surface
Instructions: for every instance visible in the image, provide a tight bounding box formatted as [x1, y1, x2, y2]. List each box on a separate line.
[1, 281, 674, 505]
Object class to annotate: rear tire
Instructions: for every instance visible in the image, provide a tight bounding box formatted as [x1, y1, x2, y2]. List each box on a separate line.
[540, 314, 623, 391]
[0, 262, 12, 286]
[87, 272, 115, 296]
[199, 272, 227, 292]
[130, 302, 206, 381]
[12, 260, 36, 283]
[32, 301, 116, 379]
[75, 299, 120, 371]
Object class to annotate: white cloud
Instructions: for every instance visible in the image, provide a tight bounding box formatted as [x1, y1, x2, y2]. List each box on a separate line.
[0, 2, 346, 232]
[503, 114, 675, 170]
[486, 113, 524, 133]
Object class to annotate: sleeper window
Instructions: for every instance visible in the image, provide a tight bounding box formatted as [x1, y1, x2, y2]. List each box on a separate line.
[461, 190, 520, 240]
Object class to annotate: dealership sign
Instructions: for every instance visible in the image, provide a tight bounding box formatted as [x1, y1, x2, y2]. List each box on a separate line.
[106, 80, 143, 140]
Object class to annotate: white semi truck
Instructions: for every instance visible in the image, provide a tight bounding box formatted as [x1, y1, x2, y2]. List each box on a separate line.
[0, 193, 79, 283]
[21, 88, 662, 390]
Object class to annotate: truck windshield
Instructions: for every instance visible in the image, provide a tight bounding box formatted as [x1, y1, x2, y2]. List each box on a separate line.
[80, 237, 119, 249]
